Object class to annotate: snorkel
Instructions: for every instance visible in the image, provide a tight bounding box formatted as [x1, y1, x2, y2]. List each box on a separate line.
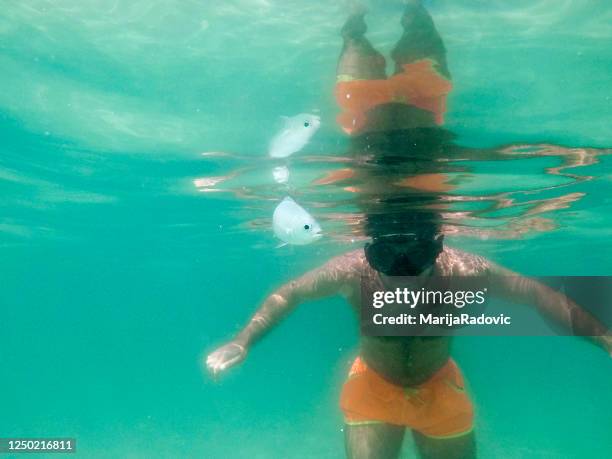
[362, 193, 444, 277]
[365, 233, 443, 276]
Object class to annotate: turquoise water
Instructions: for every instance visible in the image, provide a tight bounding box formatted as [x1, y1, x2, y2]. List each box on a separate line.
[1, 1, 611, 458]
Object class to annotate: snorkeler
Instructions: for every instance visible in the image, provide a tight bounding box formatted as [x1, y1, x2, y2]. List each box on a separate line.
[207, 213, 611, 459]
[207, 3, 611, 459]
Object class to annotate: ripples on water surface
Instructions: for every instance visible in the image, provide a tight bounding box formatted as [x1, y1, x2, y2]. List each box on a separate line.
[193, 142, 611, 245]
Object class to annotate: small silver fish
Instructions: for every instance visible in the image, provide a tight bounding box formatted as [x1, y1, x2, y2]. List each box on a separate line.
[268, 114, 321, 158]
[273, 197, 322, 246]
[272, 165, 290, 184]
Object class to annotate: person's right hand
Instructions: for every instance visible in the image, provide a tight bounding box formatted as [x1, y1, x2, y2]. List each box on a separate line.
[206, 341, 248, 378]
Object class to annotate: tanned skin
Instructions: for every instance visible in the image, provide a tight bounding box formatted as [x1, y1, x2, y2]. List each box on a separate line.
[207, 247, 611, 458]
[207, 2, 611, 457]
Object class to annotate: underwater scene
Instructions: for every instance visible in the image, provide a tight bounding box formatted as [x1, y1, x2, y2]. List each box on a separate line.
[1, 1, 611, 458]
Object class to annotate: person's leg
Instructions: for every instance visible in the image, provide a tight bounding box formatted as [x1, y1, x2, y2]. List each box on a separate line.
[335, 5, 397, 134]
[337, 6, 386, 80]
[391, 0, 450, 78]
[344, 423, 405, 459]
[412, 430, 477, 459]
[386, 1, 453, 129]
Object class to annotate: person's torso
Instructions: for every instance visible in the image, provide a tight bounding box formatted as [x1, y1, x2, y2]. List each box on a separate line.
[342, 246, 489, 386]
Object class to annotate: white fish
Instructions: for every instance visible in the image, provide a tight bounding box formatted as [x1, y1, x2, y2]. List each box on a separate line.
[273, 197, 322, 246]
[268, 114, 321, 158]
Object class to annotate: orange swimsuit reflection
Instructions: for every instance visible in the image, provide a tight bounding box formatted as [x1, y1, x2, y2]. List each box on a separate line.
[336, 58, 452, 135]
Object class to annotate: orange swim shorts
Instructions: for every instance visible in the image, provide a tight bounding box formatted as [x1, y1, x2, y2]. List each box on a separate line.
[335, 58, 453, 135]
[340, 357, 474, 439]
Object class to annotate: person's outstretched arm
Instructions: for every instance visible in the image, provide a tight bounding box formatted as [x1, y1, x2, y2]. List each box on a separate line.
[488, 263, 612, 356]
[206, 252, 360, 377]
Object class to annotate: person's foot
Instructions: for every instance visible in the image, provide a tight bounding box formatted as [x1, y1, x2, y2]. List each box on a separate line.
[347, 0, 368, 16]
[400, 0, 431, 30]
[341, 1, 368, 39]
